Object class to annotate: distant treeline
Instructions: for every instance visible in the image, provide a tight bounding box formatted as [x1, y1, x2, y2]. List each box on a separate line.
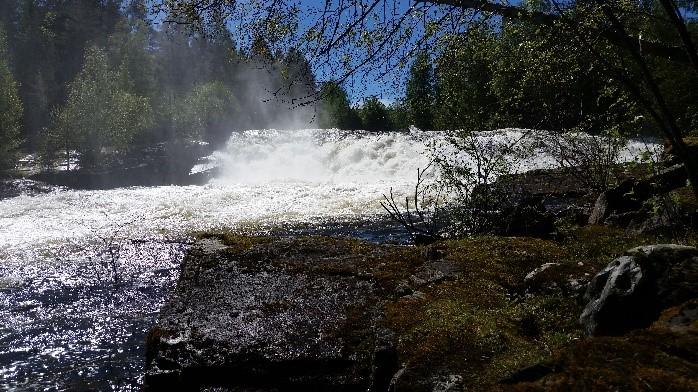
[325, 4, 697, 138]
[0, 1, 696, 171]
[0, 0, 327, 170]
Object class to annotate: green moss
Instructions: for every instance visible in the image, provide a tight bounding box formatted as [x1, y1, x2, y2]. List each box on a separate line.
[191, 228, 698, 391]
[195, 231, 273, 252]
[443, 236, 565, 289]
[382, 227, 698, 389]
[384, 277, 583, 387]
[495, 325, 698, 391]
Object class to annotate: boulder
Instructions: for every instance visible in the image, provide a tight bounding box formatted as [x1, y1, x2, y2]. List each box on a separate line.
[503, 199, 556, 238]
[144, 237, 399, 391]
[588, 165, 688, 226]
[580, 244, 698, 336]
[588, 179, 640, 225]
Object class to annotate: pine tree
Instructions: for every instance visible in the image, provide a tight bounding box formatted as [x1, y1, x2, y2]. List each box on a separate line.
[0, 23, 23, 171]
[318, 81, 360, 130]
[51, 47, 153, 168]
[360, 96, 393, 132]
[405, 51, 435, 131]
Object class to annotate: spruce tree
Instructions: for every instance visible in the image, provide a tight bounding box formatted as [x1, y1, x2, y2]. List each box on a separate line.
[0, 23, 23, 171]
[405, 51, 435, 131]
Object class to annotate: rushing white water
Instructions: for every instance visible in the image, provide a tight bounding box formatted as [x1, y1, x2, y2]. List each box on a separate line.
[1, 128, 664, 269]
[0, 128, 661, 390]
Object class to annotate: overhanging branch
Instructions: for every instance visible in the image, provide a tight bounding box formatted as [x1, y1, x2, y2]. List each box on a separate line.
[417, 0, 691, 64]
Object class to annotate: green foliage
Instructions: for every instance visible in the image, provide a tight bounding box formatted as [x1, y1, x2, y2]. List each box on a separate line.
[0, 23, 23, 171]
[108, 19, 156, 99]
[405, 51, 435, 130]
[51, 47, 153, 168]
[250, 35, 274, 63]
[173, 81, 239, 141]
[432, 129, 523, 235]
[318, 81, 361, 130]
[430, 21, 642, 136]
[281, 48, 317, 102]
[11, 0, 121, 148]
[387, 100, 410, 131]
[434, 29, 498, 132]
[359, 96, 393, 132]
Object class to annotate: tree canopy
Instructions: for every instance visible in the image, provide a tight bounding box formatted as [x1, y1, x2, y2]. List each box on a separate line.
[50, 46, 153, 168]
[0, 23, 22, 171]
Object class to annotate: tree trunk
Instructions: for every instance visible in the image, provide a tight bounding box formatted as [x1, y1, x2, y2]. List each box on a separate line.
[600, 4, 698, 197]
[658, 0, 698, 75]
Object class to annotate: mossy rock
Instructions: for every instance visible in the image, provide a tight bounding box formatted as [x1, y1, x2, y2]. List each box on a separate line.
[147, 228, 698, 391]
[495, 301, 698, 392]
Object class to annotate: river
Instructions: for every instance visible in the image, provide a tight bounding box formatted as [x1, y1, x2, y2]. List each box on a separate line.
[0, 128, 657, 390]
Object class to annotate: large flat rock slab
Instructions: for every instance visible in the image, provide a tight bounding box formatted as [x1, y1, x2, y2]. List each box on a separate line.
[144, 236, 405, 391]
[145, 230, 698, 391]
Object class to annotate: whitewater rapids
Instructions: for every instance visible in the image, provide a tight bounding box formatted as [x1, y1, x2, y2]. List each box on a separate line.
[1, 128, 660, 255]
[0, 128, 659, 390]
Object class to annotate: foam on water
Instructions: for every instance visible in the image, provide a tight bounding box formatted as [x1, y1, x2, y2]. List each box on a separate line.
[1, 128, 662, 264]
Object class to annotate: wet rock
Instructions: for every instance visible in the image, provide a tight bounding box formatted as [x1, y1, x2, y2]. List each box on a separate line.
[499, 363, 557, 384]
[588, 179, 639, 225]
[503, 199, 555, 238]
[389, 368, 463, 392]
[580, 244, 698, 336]
[144, 237, 394, 391]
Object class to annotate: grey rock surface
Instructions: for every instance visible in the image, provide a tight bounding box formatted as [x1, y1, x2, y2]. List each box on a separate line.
[144, 237, 396, 391]
[580, 244, 698, 336]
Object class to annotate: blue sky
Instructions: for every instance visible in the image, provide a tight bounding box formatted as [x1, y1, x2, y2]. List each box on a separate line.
[149, 0, 502, 104]
[153, 0, 697, 105]
[293, 0, 416, 104]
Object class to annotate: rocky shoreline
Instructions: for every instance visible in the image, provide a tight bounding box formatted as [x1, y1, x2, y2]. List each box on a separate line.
[144, 229, 698, 391]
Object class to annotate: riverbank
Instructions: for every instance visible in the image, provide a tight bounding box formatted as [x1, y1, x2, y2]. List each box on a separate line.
[2, 140, 214, 191]
[145, 226, 698, 391]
